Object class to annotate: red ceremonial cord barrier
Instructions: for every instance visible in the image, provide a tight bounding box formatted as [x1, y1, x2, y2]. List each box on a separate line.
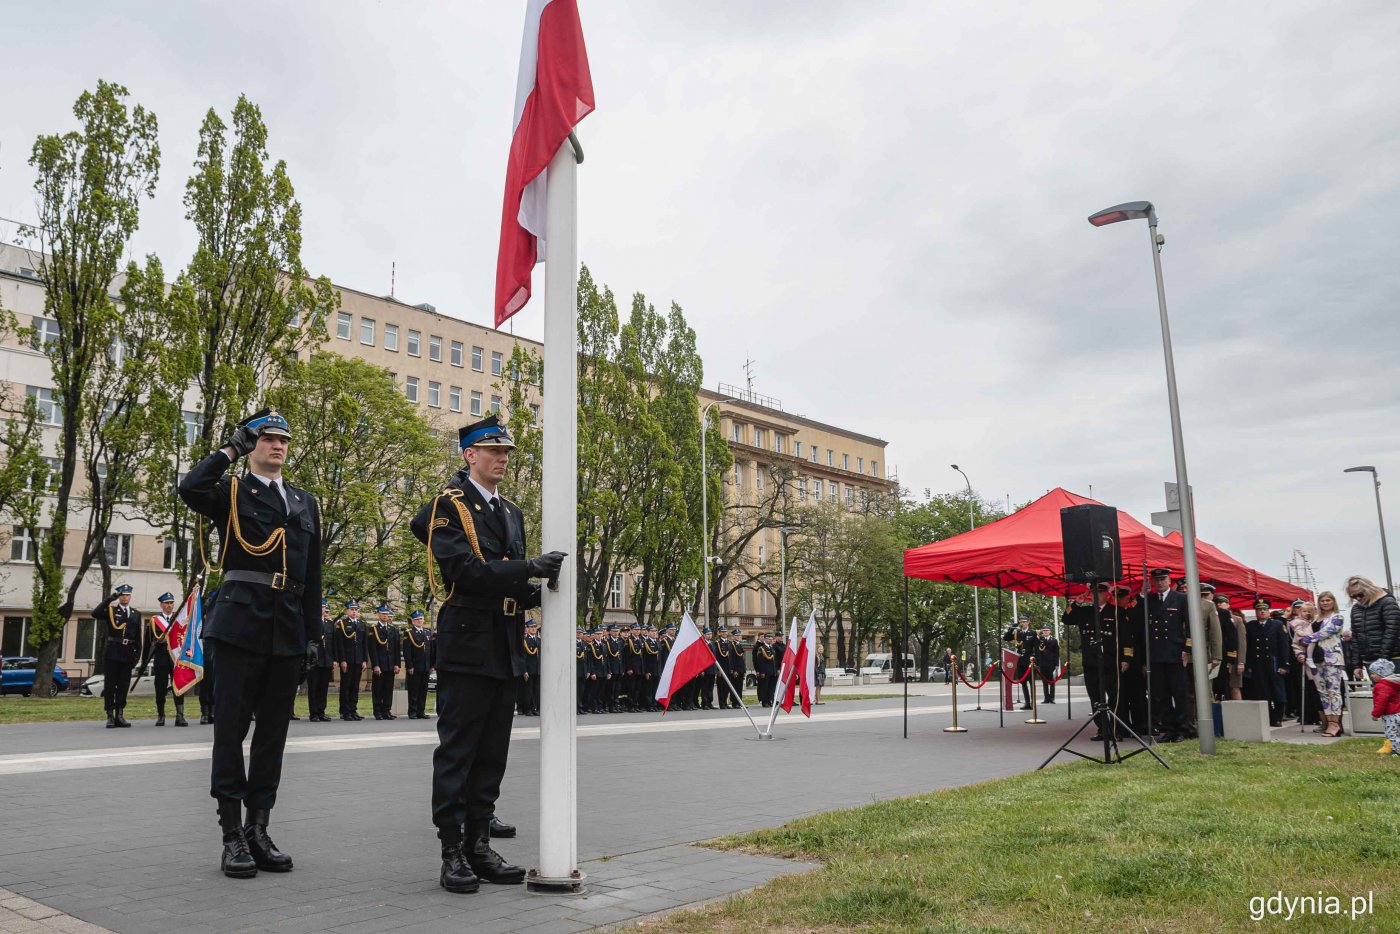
[1006, 662, 1036, 685]
[1036, 662, 1070, 685]
[955, 660, 1001, 690]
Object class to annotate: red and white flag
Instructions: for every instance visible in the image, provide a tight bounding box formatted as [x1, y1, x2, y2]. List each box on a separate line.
[780, 611, 818, 716]
[775, 616, 800, 711]
[654, 612, 715, 711]
[495, 0, 595, 326]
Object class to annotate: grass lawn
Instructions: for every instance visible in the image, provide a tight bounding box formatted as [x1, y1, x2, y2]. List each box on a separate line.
[639, 739, 1400, 934]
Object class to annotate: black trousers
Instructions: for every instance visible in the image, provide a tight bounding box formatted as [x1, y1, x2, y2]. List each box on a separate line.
[698, 670, 716, 708]
[1150, 661, 1190, 734]
[1016, 661, 1032, 706]
[1120, 665, 1149, 734]
[432, 672, 515, 831]
[340, 664, 363, 716]
[199, 642, 217, 714]
[1082, 655, 1119, 734]
[153, 665, 184, 715]
[103, 660, 134, 712]
[1043, 666, 1058, 703]
[372, 670, 395, 716]
[406, 671, 430, 716]
[307, 666, 332, 717]
[209, 640, 301, 809]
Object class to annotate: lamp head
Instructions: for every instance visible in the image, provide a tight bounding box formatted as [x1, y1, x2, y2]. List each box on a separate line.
[1088, 201, 1156, 227]
[1344, 466, 1377, 475]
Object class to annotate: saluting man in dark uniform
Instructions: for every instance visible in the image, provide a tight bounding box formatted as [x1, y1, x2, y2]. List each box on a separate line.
[306, 601, 336, 722]
[94, 584, 141, 728]
[141, 592, 188, 727]
[403, 610, 433, 719]
[1144, 567, 1190, 742]
[334, 601, 367, 721]
[1064, 584, 1116, 741]
[409, 414, 565, 894]
[1004, 615, 1035, 710]
[178, 408, 322, 880]
[1035, 624, 1060, 704]
[367, 605, 401, 720]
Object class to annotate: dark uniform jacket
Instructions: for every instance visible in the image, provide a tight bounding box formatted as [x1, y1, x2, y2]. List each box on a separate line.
[409, 468, 539, 679]
[366, 621, 401, 670]
[1144, 589, 1188, 664]
[141, 612, 180, 672]
[403, 625, 432, 672]
[522, 632, 541, 678]
[1245, 617, 1290, 677]
[605, 636, 623, 678]
[753, 642, 778, 677]
[333, 616, 366, 666]
[93, 594, 142, 665]
[1004, 625, 1034, 674]
[1034, 636, 1060, 676]
[622, 634, 643, 676]
[312, 616, 336, 669]
[177, 451, 323, 656]
[1218, 605, 1239, 665]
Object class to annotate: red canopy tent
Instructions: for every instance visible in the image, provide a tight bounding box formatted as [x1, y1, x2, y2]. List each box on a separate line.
[1161, 532, 1310, 608]
[902, 488, 1179, 595]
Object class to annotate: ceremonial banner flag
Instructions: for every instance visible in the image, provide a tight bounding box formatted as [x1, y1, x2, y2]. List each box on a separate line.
[495, 0, 595, 325]
[171, 585, 205, 696]
[655, 613, 715, 711]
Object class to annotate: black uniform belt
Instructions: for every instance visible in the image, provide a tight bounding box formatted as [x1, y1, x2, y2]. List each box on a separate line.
[222, 570, 305, 595]
[448, 594, 522, 616]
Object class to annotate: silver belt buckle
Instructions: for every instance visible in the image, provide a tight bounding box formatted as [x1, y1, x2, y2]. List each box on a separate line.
[503, 597, 518, 616]
[270, 573, 286, 591]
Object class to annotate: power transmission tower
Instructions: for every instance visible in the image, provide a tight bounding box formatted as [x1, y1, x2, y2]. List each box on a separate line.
[1285, 549, 1318, 602]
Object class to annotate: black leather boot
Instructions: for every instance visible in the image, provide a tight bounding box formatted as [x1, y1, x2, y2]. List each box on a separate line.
[174, 702, 188, 727]
[244, 808, 293, 872]
[114, 707, 132, 728]
[465, 819, 525, 884]
[156, 705, 166, 726]
[218, 800, 257, 879]
[488, 816, 516, 839]
[437, 828, 480, 894]
[106, 710, 116, 729]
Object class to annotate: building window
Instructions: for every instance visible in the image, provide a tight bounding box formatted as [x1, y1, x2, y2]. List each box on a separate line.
[798, 477, 807, 499]
[842, 453, 850, 471]
[845, 485, 854, 505]
[407, 330, 421, 357]
[872, 460, 879, 478]
[610, 573, 624, 610]
[795, 441, 803, 459]
[360, 317, 375, 345]
[27, 457, 60, 494]
[734, 462, 744, 488]
[30, 317, 61, 350]
[813, 479, 823, 500]
[450, 341, 464, 367]
[179, 410, 200, 446]
[429, 335, 442, 363]
[104, 533, 132, 569]
[738, 587, 748, 614]
[775, 435, 784, 455]
[491, 351, 503, 376]
[731, 423, 742, 444]
[27, 386, 62, 427]
[490, 394, 502, 413]
[827, 449, 834, 467]
[753, 428, 765, 449]
[163, 537, 193, 571]
[829, 483, 838, 503]
[470, 391, 482, 417]
[10, 527, 41, 562]
[384, 323, 399, 352]
[336, 311, 352, 339]
[1, 617, 37, 657]
[810, 446, 819, 464]
[74, 618, 97, 661]
[405, 376, 419, 402]
[449, 386, 462, 413]
[529, 403, 540, 426]
[427, 381, 441, 408]
[857, 457, 864, 474]
[756, 468, 764, 493]
[471, 346, 483, 371]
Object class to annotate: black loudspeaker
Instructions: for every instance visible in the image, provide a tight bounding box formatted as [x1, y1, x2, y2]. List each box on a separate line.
[1060, 504, 1121, 583]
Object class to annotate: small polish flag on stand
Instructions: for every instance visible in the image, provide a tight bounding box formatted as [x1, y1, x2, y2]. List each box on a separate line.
[655, 612, 716, 711]
[780, 611, 818, 716]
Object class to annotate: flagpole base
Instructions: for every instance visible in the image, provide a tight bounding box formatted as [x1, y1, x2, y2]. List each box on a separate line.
[526, 868, 587, 895]
[1025, 718, 1046, 725]
[943, 726, 969, 733]
[746, 734, 785, 742]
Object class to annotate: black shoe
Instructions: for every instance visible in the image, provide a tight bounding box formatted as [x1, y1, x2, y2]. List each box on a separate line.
[374, 713, 384, 720]
[438, 833, 480, 894]
[200, 712, 213, 725]
[353, 714, 364, 721]
[217, 800, 258, 879]
[465, 819, 525, 884]
[386, 714, 397, 720]
[1019, 704, 1033, 711]
[156, 713, 166, 726]
[1089, 733, 1103, 742]
[243, 809, 293, 872]
[341, 714, 352, 721]
[1269, 720, 1283, 728]
[106, 711, 116, 728]
[1043, 700, 1056, 705]
[488, 817, 516, 839]
[175, 713, 189, 727]
[289, 714, 301, 721]
[115, 709, 132, 728]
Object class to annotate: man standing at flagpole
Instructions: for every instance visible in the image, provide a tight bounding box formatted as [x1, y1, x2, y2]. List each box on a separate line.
[410, 415, 565, 895]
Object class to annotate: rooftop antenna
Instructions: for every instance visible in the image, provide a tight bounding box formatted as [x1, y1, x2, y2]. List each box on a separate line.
[391, 261, 396, 300]
[742, 357, 755, 401]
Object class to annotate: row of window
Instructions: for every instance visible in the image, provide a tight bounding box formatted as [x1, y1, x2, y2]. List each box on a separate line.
[608, 571, 772, 615]
[730, 463, 869, 507]
[336, 313, 507, 374]
[10, 529, 134, 567]
[729, 422, 879, 478]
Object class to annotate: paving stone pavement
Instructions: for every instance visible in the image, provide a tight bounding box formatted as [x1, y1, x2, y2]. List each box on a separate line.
[0, 693, 1089, 933]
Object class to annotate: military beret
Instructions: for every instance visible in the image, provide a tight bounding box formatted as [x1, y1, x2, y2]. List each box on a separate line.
[458, 413, 515, 450]
[158, 592, 175, 603]
[115, 584, 134, 594]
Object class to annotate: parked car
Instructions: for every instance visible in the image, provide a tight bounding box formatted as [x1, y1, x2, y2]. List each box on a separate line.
[859, 653, 915, 677]
[80, 673, 159, 698]
[925, 665, 947, 681]
[1, 656, 70, 697]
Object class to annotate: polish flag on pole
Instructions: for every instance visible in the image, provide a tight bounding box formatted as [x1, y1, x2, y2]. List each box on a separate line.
[780, 611, 818, 716]
[776, 616, 801, 712]
[494, 0, 594, 326]
[655, 612, 716, 711]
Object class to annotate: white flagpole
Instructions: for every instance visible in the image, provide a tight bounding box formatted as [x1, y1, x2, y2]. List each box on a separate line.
[535, 139, 580, 891]
[763, 617, 797, 737]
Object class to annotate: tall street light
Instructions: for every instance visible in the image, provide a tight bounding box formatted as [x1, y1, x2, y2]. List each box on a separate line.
[700, 398, 739, 637]
[1089, 200, 1214, 755]
[1344, 466, 1394, 594]
[778, 526, 797, 632]
[950, 465, 983, 697]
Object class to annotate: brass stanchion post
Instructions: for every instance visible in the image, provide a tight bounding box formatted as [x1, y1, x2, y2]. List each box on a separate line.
[944, 666, 968, 733]
[1026, 662, 1046, 724]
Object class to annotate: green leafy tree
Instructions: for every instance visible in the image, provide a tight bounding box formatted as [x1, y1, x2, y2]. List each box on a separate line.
[157, 94, 335, 587]
[20, 81, 169, 698]
[266, 352, 451, 608]
[494, 343, 544, 555]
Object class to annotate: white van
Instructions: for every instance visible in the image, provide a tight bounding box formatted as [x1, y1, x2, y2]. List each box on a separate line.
[859, 653, 914, 676]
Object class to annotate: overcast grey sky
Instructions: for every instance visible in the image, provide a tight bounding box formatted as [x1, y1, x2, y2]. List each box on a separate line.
[2, 0, 1397, 597]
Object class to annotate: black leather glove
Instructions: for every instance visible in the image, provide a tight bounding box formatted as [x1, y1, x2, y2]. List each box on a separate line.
[526, 551, 567, 580]
[224, 408, 269, 458]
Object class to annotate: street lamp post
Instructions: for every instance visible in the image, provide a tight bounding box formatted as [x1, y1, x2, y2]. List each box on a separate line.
[1344, 466, 1394, 594]
[700, 398, 739, 637]
[778, 526, 797, 631]
[951, 465, 983, 704]
[1089, 200, 1214, 755]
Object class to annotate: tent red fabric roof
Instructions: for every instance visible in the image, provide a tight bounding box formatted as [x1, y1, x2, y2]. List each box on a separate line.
[902, 488, 1179, 596]
[1162, 532, 1311, 608]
